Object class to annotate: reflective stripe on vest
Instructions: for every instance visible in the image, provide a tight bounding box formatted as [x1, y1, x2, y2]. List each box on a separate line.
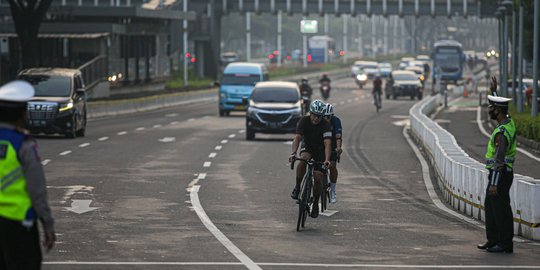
[0, 128, 33, 222]
[485, 118, 517, 169]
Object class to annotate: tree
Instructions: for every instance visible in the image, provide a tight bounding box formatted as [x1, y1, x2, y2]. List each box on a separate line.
[7, 0, 53, 68]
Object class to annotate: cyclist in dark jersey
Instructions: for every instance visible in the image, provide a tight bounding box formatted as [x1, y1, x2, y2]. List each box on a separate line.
[323, 103, 342, 204]
[289, 99, 332, 218]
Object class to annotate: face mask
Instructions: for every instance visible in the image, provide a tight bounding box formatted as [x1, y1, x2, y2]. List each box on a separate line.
[488, 106, 498, 120]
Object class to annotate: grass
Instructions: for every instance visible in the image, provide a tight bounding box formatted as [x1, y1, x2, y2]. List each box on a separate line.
[508, 103, 540, 141]
[166, 69, 214, 89]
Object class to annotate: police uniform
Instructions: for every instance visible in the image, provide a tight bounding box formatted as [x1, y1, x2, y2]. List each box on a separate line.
[479, 95, 516, 253]
[0, 81, 55, 269]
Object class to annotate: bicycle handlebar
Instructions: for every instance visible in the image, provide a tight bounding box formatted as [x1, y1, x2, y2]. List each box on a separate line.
[290, 156, 329, 171]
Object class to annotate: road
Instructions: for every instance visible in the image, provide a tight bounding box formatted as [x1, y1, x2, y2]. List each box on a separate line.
[39, 77, 540, 269]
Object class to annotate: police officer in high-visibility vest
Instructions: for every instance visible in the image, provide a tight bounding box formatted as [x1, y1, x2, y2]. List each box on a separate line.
[0, 81, 56, 269]
[477, 76, 516, 254]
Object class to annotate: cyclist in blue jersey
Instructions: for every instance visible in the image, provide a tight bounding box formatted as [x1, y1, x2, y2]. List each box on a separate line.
[323, 103, 343, 203]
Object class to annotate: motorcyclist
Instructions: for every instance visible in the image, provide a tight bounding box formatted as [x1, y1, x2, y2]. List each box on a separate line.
[299, 77, 313, 114]
[319, 74, 331, 100]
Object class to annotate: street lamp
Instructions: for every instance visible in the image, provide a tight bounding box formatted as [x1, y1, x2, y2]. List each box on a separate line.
[501, 0, 513, 99]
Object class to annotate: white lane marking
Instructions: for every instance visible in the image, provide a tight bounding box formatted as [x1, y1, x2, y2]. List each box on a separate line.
[239, 130, 245, 133]
[477, 106, 540, 162]
[197, 173, 207, 180]
[153, 124, 162, 128]
[98, 137, 109, 141]
[136, 127, 145, 131]
[117, 131, 127, 135]
[158, 137, 176, 143]
[170, 121, 179, 125]
[42, 262, 540, 268]
[59, 151, 72, 156]
[339, 101, 345, 105]
[203, 116, 209, 119]
[165, 113, 178, 117]
[377, 199, 396, 201]
[228, 134, 236, 138]
[190, 185, 262, 270]
[203, 162, 211, 167]
[283, 141, 293, 145]
[221, 140, 228, 144]
[188, 118, 195, 122]
[391, 115, 410, 119]
[79, 143, 90, 148]
[403, 125, 482, 227]
[42, 159, 51, 166]
[215, 145, 222, 150]
[209, 153, 217, 158]
[392, 119, 410, 127]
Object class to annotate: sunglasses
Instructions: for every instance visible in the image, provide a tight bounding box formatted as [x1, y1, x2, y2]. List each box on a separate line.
[312, 114, 323, 120]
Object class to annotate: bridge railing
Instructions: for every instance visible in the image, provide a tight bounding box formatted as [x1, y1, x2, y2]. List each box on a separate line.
[410, 94, 540, 240]
[78, 55, 108, 90]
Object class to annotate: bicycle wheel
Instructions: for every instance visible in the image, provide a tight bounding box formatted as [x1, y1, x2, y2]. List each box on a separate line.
[297, 173, 311, 231]
[300, 178, 312, 229]
[321, 176, 328, 212]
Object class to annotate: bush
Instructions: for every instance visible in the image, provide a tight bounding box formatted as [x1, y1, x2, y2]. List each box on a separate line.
[166, 69, 214, 89]
[509, 104, 540, 141]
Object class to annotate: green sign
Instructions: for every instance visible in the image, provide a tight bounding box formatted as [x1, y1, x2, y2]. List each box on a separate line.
[300, 20, 318, 34]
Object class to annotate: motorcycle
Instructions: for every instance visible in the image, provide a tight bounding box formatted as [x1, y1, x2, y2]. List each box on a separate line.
[301, 95, 311, 115]
[320, 81, 331, 100]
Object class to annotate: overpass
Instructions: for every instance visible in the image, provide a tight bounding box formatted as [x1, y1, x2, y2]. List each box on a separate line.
[189, 0, 497, 78]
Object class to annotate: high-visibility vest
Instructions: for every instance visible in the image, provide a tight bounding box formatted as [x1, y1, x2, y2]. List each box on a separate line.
[485, 118, 517, 170]
[0, 128, 33, 222]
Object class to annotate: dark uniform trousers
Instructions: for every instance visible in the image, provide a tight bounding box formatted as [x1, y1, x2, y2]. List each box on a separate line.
[484, 169, 514, 248]
[0, 217, 42, 270]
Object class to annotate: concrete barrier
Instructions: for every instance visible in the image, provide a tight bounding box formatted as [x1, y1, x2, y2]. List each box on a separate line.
[410, 94, 540, 240]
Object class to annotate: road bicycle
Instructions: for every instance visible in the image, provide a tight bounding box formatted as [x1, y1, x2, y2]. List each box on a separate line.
[290, 157, 327, 231]
[373, 90, 382, 112]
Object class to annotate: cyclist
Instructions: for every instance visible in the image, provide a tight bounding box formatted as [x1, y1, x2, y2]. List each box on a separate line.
[323, 103, 342, 204]
[299, 77, 313, 114]
[289, 99, 332, 218]
[372, 75, 383, 110]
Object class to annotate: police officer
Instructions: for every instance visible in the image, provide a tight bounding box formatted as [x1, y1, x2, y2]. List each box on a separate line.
[477, 76, 516, 254]
[0, 81, 56, 269]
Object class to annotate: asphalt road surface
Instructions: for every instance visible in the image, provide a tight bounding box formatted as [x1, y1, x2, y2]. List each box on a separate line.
[38, 77, 540, 269]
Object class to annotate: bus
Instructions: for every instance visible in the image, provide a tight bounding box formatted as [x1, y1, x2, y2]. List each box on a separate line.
[308, 35, 335, 63]
[431, 40, 466, 84]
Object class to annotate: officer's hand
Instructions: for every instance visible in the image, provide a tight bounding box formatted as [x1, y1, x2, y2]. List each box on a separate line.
[490, 76, 498, 93]
[488, 185, 498, 196]
[43, 231, 56, 252]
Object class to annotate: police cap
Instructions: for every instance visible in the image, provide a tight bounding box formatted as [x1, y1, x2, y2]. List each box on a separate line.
[0, 80, 34, 108]
[487, 95, 511, 107]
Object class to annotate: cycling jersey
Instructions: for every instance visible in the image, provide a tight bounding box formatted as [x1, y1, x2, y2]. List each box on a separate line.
[296, 116, 332, 160]
[329, 116, 342, 149]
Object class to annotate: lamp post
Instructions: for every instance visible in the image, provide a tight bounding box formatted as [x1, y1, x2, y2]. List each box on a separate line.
[497, 5, 507, 97]
[495, 8, 503, 95]
[503, 0, 516, 104]
[518, 0, 525, 113]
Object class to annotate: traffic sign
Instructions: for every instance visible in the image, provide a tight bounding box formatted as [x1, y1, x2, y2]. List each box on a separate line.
[301, 20, 318, 34]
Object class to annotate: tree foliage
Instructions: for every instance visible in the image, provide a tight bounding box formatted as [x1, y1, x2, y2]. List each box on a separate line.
[7, 0, 53, 68]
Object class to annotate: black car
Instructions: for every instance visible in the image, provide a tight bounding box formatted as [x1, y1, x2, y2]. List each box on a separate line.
[245, 81, 303, 140]
[17, 68, 87, 138]
[386, 70, 423, 100]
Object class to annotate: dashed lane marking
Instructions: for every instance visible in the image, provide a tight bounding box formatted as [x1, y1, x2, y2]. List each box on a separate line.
[203, 162, 211, 167]
[153, 125, 162, 128]
[170, 121, 179, 125]
[98, 137, 109, 141]
[117, 131, 127, 135]
[215, 145, 222, 150]
[59, 151, 71, 156]
[228, 134, 236, 138]
[135, 127, 145, 131]
[188, 118, 195, 122]
[79, 143, 90, 148]
[208, 153, 217, 158]
[42, 159, 51, 166]
[221, 140, 228, 144]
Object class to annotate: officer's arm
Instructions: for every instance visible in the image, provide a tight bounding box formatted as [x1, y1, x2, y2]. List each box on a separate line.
[491, 132, 508, 186]
[19, 139, 55, 233]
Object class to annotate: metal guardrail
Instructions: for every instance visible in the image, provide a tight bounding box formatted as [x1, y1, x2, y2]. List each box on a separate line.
[410, 95, 540, 240]
[78, 55, 108, 90]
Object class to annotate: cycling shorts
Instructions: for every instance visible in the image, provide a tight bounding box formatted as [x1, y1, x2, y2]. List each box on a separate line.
[299, 147, 327, 173]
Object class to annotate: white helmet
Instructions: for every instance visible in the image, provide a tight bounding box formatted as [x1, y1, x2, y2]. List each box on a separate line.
[324, 103, 334, 116]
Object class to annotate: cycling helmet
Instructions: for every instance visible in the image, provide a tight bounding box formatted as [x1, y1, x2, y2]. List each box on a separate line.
[310, 99, 326, 116]
[324, 103, 334, 116]
[301, 77, 308, 84]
